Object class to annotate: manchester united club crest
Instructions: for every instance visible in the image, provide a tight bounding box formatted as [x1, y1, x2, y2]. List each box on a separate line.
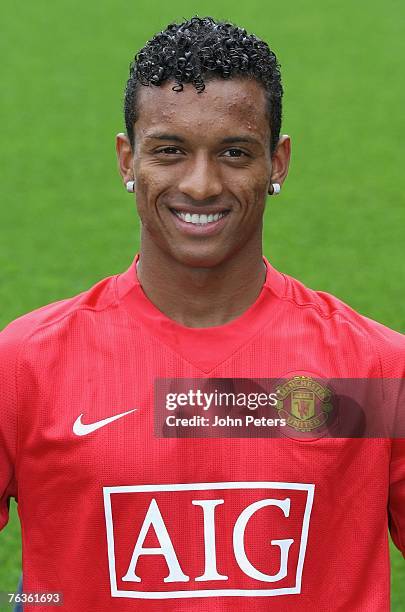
[275, 376, 334, 433]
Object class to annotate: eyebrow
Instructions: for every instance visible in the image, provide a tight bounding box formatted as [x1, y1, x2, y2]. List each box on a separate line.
[145, 133, 184, 143]
[220, 136, 261, 146]
[144, 132, 262, 146]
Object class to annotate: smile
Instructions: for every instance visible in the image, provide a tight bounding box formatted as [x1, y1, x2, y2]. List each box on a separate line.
[171, 210, 229, 225]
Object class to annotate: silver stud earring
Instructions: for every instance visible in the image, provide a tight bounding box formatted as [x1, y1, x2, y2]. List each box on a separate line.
[269, 182, 281, 195]
[126, 180, 135, 193]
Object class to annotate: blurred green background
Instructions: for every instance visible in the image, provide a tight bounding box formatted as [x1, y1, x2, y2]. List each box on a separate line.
[0, 0, 404, 608]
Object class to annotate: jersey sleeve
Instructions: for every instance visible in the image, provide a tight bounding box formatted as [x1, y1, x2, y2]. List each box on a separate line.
[373, 320, 405, 558]
[389, 439, 405, 557]
[0, 319, 22, 531]
[388, 357, 405, 558]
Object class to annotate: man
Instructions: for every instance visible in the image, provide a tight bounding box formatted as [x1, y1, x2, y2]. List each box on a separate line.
[1, 16, 404, 611]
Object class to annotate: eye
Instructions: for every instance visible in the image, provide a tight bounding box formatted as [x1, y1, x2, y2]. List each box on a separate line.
[155, 146, 184, 155]
[222, 148, 249, 158]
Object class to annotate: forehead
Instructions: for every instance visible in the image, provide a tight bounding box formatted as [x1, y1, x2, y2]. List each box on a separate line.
[134, 77, 270, 143]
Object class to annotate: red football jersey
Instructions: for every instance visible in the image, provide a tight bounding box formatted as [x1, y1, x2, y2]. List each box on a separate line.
[1, 255, 404, 611]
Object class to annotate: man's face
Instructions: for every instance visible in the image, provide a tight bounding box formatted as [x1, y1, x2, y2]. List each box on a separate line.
[121, 77, 287, 268]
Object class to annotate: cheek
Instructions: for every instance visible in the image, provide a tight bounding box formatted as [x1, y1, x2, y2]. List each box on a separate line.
[237, 175, 269, 214]
[132, 175, 152, 226]
[134, 166, 160, 212]
[135, 160, 175, 200]
[255, 179, 269, 207]
[133, 165, 174, 235]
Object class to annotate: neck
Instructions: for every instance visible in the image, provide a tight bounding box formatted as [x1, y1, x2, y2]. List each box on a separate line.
[136, 243, 267, 328]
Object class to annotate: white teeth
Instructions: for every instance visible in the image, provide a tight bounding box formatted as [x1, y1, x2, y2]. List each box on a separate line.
[174, 211, 228, 225]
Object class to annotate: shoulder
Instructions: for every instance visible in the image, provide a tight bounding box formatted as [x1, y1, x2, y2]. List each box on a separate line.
[0, 271, 121, 438]
[281, 271, 405, 377]
[0, 271, 119, 358]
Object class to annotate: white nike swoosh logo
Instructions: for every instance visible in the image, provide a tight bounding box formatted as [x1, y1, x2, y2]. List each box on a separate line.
[73, 409, 137, 436]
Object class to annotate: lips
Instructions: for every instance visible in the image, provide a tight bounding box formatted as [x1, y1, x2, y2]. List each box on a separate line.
[171, 210, 229, 225]
[169, 208, 231, 235]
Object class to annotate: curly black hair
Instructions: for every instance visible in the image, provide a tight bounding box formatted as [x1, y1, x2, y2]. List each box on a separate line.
[124, 16, 283, 155]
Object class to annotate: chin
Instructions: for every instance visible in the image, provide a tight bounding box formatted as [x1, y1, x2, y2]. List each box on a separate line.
[169, 247, 231, 270]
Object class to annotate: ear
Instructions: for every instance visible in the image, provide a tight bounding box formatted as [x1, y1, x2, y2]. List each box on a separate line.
[116, 133, 134, 186]
[270, 135, 291, 187]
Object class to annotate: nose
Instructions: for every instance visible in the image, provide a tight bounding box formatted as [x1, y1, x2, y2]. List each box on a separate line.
[178, 154, 223, 201]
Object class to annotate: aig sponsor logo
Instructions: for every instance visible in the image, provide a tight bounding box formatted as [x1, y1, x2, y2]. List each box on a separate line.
[103, 482, 314, 599]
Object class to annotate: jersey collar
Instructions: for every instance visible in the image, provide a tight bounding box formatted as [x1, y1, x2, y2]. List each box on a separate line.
[116, 254, 286, 373]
